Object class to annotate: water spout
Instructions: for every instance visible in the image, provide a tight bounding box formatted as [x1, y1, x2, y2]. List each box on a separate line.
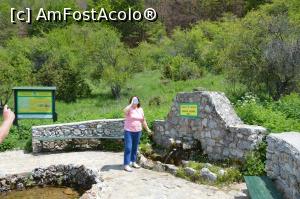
[164, 148, 176, 164]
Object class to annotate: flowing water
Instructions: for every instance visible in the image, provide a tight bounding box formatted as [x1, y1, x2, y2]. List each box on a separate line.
[1, 186, 80, 199]
[164, 148, 177, 164]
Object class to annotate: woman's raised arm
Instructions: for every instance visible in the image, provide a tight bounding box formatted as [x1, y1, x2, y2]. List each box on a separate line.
[123, 99, 134, 114]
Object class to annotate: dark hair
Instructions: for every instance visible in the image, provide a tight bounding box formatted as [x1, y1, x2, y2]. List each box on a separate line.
[129, 96, 141, 108]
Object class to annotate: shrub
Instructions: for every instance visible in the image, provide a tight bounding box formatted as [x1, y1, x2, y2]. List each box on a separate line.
[171, 28, 204, 63]
[139, 143, 153, 156]
[131, 42, 171, 71]
[217, 167, 243, 185]
[272, 93, 300, 120]
[243, 141, 267, 176]
[0, 124, 32, 152]
[0, 132, 18, 151]
[162, 64, 173, 80]
[162, 56, 203, 81]
[148, 96, 162, 106]
[236, 93, 300, 132]
[176, 168, 188, 179]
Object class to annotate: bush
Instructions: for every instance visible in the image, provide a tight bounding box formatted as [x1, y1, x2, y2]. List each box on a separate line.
[236, 93, 300, 132]
[0, 125, 32, 152]
[148, 96, 162, 106]
[131, 42, 171, 71]
[217, 167, 243, 185]
[162, 56, 203, 81]
[272, 93, 300, 120]
[139, 143, 153, 156]
[243, 141, 267, 176]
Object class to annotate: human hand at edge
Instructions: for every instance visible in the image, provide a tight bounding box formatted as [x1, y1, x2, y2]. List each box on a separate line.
[146, 128, 153, 135]
[3, 105, 15, 124]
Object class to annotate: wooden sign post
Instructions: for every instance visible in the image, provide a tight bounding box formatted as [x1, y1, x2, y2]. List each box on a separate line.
[13, 87, 57, 125]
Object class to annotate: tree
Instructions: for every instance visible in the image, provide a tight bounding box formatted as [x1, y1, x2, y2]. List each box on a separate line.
[222, 7, 300, 100]
[245, 0, 270, 12]
[0, 44, 32, 108]
[256, 13, 300, 99]
[92, 0, 163, 46]
[32, 25, 92, 102]
[28, 0, 79, 36]
[0, 1, 18, 45]
[90, 27, 131, 99]
[0, 63, 15, 109]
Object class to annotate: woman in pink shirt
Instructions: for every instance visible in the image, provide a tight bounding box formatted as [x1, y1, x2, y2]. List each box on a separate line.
[123, 96, 152, 172]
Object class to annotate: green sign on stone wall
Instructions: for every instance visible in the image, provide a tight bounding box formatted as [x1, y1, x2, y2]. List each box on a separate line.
[13, 87, 57, 125]
[179, 103, 199, 118]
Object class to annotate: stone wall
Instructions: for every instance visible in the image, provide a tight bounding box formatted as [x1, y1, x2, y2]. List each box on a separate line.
[266, 132, 300, 199]
[153, 91, 266, 161]
[0, 164, 104, 199]
[32, 119, 124, 153]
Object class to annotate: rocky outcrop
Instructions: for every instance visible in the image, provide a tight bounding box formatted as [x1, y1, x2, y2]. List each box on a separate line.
[153, 91, 266, 161]
[266, 132, 300, 199]
[200, 168, 217, 182]
[0, 164, 105, 199]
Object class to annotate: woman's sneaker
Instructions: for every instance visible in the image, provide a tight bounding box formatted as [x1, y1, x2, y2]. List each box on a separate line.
[124, 165, 133, 172]
[132, 162, 141, 169]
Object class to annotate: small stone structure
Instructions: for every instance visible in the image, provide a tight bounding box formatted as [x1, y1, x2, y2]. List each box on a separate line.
[153, 91, 266, 160]
[0, 164, 105, 199]
[266, 132, 300, 199]
[32, 119, 124, 153]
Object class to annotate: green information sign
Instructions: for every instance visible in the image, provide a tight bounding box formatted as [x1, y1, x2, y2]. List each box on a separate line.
[13, 87, 57, 125]
[179, 103, 199, 118]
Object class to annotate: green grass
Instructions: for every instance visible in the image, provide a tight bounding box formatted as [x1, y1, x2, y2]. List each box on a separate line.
[0, 70, 226, 151]
[51, 70, 226, 123]
[53, 70, 226, 125]
[0, 70, 299, 151]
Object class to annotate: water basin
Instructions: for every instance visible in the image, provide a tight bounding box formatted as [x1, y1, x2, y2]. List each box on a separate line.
[1, 186, 80, 199]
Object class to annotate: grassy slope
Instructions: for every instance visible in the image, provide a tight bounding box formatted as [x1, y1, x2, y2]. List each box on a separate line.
[54, 70, 226, 124]
[0, 71, 226, 151]
[1, 70, 299, 151]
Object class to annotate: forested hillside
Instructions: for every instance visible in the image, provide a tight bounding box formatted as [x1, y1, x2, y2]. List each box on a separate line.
[0, 0, 299, 151]
[145, 0, 270, 31]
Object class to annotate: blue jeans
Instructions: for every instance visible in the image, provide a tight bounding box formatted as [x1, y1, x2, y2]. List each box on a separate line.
[124, 130, 142, 165]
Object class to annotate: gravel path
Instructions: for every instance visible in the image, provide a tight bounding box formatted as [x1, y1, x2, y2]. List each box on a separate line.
[0, 150, 248, 199]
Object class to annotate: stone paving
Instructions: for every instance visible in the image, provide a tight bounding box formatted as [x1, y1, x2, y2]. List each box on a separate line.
[0, 150, 248, 199]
